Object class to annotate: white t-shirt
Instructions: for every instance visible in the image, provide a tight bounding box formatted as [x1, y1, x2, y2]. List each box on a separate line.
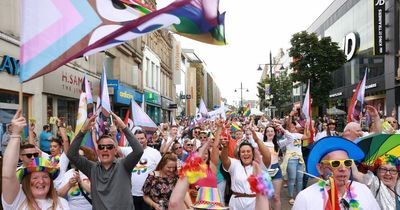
[284, 133, 303, 158]
[59, 169, 92, 210]
[264, 141, 279, 164]
[120, 146, 162, 196]
[2, 186, 70, 210]
[52, 153, 70, 190]
[223, 158, 255, 210]
[293, 181, 381, 210]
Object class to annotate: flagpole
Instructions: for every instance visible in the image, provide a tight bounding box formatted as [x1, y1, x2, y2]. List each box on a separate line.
[19, 83, 23, 110]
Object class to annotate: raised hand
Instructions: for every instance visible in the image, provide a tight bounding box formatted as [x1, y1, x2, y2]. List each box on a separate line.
[111, 112, 127, 129]
[81, 115, 96, 133]
[11, 109, 26, 135]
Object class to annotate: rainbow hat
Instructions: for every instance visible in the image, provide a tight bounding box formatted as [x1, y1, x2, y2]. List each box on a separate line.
[16, 157, 60, 182]
[192, 187, 229, 209]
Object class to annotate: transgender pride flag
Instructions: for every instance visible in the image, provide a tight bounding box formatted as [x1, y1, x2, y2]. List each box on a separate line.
[347, 71, 367, 123]
[301, 80, 314, 144]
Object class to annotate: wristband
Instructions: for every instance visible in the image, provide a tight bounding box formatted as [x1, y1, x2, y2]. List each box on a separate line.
[10, 134, 21, 138]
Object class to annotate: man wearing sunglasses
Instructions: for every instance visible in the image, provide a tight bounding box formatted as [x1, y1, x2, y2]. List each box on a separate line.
[293, 136, 380, 210]
[19, 144, 42, 167]
[67, 113, 144, 210]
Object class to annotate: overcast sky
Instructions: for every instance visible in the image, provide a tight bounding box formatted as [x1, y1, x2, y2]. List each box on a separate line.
[160, 0, 335, 105]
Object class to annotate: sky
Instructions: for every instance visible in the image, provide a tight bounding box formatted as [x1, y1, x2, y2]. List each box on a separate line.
[160, 0, 335, 105]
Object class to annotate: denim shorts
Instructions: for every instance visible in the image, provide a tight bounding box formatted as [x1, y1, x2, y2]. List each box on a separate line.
[270, 163, 283, 180]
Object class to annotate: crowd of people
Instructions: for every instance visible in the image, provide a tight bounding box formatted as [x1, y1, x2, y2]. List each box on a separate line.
[1, 103, 399, 210]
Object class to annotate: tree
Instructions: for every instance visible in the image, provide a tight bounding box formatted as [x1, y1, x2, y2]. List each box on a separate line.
[257, 69, 293, 115]
[289, 31, 346, 107]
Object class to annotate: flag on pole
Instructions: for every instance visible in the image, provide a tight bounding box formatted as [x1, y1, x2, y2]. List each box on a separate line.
[301, 80, 314, 144]
[347, 71, 367, 123]
[20, 0, 226, 82]
[119, 103, 134, 147]
[72, 76, 95, 150]
[243, 104, 251, 117]
[199, 98, 208, 117]
[131, 99, 157, 132]
[230, 122, 241, 132]
[96, 67, 111, 137]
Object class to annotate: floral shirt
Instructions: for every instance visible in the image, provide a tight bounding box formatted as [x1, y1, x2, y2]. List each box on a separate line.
[142, 172, 178, 210]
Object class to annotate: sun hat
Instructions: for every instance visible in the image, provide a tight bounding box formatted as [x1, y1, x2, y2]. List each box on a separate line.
[16, 157, 60, 182]
[192, 187, 229, 209]
[307, 136, 365, 177]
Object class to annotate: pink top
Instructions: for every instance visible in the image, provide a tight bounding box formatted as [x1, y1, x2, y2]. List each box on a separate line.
[192, 167, 217, 188]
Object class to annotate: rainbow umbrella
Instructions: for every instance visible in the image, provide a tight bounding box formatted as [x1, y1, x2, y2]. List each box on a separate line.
[356, 134, 400, 164]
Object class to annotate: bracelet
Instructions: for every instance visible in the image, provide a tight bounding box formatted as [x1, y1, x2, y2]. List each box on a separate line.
[10, 134, 21, 138]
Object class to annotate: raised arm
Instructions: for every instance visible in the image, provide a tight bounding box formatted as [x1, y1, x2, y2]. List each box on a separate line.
[169, 177, 190, 210]
[57, 122, 70, 154]
[210, 119, 223, 173]
[160, 139, 174, 154]
[2, 110, 26, 204]
[67, 116, 96, 176]
[111, 112, 143, 172]
[220, 134, 231, 171]
[252, 128, 271, 168]
[366, 105, 382, 134]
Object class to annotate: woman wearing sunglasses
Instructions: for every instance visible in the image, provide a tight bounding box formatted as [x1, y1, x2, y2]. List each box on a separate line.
[2, 110, 70, 210]
[351, 154, 400, 210]
[67, 112, 144, 210]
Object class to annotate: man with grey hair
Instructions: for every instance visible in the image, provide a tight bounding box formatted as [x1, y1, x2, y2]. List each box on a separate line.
[342, 105, 381, 142]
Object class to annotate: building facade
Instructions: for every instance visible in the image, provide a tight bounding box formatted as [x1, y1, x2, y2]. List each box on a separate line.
[308, 0, 400, 120]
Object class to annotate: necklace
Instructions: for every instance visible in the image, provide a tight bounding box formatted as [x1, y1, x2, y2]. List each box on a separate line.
[318, 180, 361, 210]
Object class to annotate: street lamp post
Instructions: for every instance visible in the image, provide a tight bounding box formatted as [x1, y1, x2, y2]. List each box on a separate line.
[234, 82, 249, 109]
[257, 50, 284, 118]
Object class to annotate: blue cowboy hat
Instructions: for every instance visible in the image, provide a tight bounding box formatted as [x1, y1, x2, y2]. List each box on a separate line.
[307, 136, 365, 176]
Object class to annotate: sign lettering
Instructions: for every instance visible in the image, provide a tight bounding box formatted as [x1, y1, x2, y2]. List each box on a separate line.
[342, 32, 359, 61]
[374, 0, 386, 55]
[0, 55, 19, 76]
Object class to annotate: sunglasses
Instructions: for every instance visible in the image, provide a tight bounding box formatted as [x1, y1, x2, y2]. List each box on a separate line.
[377, 167, 399, 175]
[174, 146, 182, 150]
[97, 144, 115, 151]
[387, 121, 398, 124]
[22, 153, 40, 158]
[200, 136, 207, 139]
[186, 144, 193, 146]
[321, 159, 354, 168]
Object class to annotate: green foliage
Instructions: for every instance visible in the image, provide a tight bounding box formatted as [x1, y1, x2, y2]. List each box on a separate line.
[257, 70, 293, 113]
[289, 31, 346, 106]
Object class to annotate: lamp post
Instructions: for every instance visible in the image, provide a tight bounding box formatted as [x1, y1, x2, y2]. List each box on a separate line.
[234, 82, 249, 109]
[257, 50, 284, 118]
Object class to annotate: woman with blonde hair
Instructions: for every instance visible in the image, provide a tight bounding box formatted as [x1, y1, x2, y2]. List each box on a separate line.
[2, 110, 69, 210]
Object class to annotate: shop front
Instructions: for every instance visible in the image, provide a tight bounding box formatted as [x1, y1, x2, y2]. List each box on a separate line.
[145, 91, 161, 125]
[108, 80, 143, 117]
[0, 54, 32, 137]
[43, 66, 100, 129]
[161, 96, 177, 123]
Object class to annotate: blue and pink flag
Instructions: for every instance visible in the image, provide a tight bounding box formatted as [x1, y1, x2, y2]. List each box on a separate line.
[20, 0, 225, 82]
[96, 67, 111, 137]
[131, 99, 157, 132]
[347, 71, 367, 123]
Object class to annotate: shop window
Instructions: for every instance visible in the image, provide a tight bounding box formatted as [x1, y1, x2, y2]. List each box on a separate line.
[104, 56, 114, 79]
[57, 99, 77, 129]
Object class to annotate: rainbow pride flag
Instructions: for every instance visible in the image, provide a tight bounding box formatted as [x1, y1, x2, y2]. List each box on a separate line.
[243, 104, 251, 117]
[230, 122, 241, 132]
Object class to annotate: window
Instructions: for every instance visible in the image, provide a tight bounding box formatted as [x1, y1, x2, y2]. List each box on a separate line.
[146, 58, 150, 88]
[104, 56, 114, 79]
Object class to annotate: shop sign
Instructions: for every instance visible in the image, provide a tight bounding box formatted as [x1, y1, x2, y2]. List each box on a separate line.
[0, 55, 19, 76]
[43, 67, 100, 99]
[329, 92, 343, 98]
[145, 91, 161, 105]
[374, 0, 386, 55]
[352, 83, 377, 92]
[161, 97, 177, 109]
[342, 32, 359, 61]
[115, 84, 143, 105]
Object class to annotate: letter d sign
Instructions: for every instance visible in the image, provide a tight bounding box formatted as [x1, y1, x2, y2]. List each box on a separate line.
[375, 0, 385, 6]
[342, 32, 359, 61]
